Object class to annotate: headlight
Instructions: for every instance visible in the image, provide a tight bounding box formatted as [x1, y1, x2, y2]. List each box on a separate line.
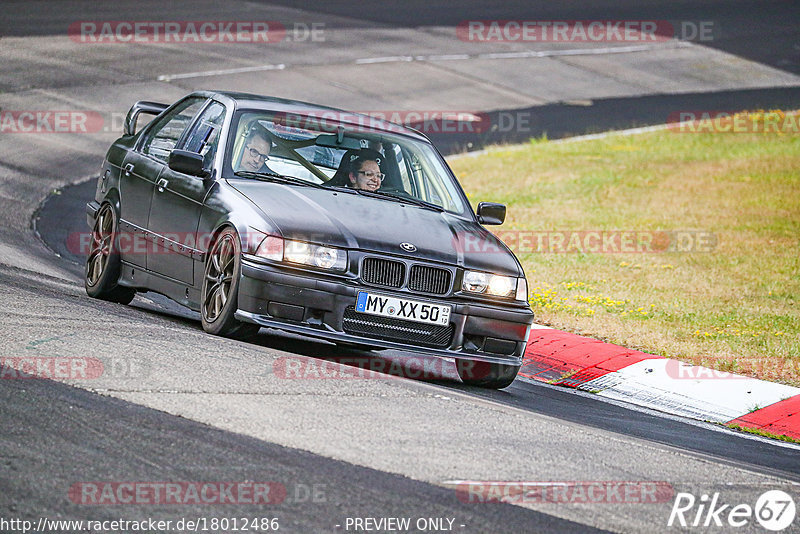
[254, 235, 283, 261]
[462, 270, 522, 299]
[255, 236, 347, 271]
[462, 270, 489, 293]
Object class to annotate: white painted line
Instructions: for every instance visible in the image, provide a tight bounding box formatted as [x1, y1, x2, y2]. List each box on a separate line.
[582, 359, 800, 423]
[477, 51, 538, 60]
[426, 54, 471, 61]
[478, 43, 686, 60]
[529, 324, 552, 330]
[157, 63, 286, 82]
[354, 56, 414, 64]
[355, 42, 688, 66]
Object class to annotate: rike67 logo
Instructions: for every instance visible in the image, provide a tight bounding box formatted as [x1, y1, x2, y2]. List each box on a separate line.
[668, 490, 796, 531]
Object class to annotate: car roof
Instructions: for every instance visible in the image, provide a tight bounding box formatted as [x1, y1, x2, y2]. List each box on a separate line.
[193, 90, 429, 141]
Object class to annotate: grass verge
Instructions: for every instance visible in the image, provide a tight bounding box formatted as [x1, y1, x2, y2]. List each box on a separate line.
[726, 423, 800, 444]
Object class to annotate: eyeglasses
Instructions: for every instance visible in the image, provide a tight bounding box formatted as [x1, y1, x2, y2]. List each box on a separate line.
[358, 170, 385, 181]
[246, 146, 269, 161]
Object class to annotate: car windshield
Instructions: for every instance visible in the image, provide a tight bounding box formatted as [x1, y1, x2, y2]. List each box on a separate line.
[224, 110, 469, 215]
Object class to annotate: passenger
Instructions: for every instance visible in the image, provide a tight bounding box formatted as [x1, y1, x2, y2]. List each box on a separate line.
[237, 123, 275, 173]
[347, 151, 384, 191]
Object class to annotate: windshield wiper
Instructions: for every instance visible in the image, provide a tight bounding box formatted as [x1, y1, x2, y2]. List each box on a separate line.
[351, 189, 445, 212]
[234, 171, 327, 189]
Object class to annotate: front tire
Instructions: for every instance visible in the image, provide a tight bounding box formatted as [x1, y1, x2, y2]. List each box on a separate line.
[201, 227, 260, 339]
[456, 359, 519, 389]
[85, 203, 135, 304]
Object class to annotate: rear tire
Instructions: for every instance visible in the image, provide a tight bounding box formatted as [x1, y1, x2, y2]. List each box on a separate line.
[85, 203, 135, 305]
[456, 359, 519, 389]
[201, 227, 260, 339]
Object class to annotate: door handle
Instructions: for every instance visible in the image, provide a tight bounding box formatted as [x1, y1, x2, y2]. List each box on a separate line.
[124, 163, 134, 176]
[157, 178, 168, 193]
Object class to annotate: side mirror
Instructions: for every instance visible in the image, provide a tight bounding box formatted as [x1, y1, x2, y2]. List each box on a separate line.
[476, 202, 506, 225]
[168, 149, 209, 178]
[124, 101, 168, 136]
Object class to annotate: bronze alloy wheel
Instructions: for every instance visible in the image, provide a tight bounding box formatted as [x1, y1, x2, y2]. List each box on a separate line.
[84, 204, 135, 304]
[201, 227, 259, 338]
[203, 232, 236, 322]
[86, 205, 113, 287]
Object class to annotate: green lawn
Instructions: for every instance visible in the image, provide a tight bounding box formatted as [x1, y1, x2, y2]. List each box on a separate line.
[449, 112, 800, 386]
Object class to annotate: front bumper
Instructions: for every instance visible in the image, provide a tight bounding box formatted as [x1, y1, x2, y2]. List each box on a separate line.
[235, 259, 534, 366]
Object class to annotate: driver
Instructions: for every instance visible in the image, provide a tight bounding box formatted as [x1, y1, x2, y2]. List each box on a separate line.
[347, 150, 384, 191]
[237, 123, 276, 173]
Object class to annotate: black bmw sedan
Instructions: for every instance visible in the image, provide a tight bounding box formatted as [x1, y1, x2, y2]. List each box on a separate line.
[86, 91, 534, 388]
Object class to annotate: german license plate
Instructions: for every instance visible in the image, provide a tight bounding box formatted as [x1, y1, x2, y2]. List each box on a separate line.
[355, 291, 451, 326]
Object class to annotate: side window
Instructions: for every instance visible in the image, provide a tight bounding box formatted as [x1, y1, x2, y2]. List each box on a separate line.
[140, 98, 206, 162]
[182, 101, 226, 168]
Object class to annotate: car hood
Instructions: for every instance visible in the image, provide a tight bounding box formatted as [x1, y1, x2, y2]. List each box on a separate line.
[227, 180, 522, 275]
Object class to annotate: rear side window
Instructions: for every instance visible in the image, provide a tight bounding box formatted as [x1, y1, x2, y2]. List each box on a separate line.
[140, 97, 206, 162]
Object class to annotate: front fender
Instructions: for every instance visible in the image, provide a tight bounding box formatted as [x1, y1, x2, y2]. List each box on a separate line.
[194, 181, 280, 287]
